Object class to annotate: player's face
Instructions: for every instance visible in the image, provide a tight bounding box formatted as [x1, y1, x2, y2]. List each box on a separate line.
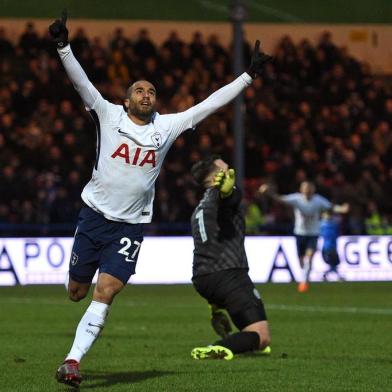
[300, 181, 315, 198]
[213, 159, 229, 174]
[125, 80, 157, 122]
[204, 159, 229, 188]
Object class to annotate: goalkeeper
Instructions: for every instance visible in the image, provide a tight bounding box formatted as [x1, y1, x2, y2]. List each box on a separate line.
[189, 156, 271, 360]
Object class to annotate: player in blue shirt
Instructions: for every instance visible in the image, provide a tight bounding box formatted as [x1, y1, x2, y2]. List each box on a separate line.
[320, 209, 344, 281]
[259, 181, 348, 292]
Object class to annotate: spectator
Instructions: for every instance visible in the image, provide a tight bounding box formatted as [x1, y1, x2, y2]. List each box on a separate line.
[0, 26, 391, 236]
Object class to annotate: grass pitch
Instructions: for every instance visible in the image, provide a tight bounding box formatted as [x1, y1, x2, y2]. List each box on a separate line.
[0, 0, 391, 23]
[1, 282, 391, 391]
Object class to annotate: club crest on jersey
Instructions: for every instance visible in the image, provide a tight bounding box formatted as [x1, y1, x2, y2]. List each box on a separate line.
[151, 132, 162, 148]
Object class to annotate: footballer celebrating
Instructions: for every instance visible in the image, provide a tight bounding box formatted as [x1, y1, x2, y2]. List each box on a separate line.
[259, 182, 349, 292]
[190, 156, 271, 360]
[49, 10, 272, 387]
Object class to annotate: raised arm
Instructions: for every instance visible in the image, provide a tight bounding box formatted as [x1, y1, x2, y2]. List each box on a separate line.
[57, 45, 102, 110]
[187, 40, 272, 127]
[166, 41, 272, 136]
[332, 203, 350, 214]
[258, 184, 288, 205]
[49, 10, 102, 110]
[186, 73, 252, 128]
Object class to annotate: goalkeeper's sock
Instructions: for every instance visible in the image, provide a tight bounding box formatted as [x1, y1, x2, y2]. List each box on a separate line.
[214, 331, 259, 354]
[65, 301, 109, 362]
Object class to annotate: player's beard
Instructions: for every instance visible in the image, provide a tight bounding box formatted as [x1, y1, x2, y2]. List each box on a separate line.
[128, 101, 155, 122]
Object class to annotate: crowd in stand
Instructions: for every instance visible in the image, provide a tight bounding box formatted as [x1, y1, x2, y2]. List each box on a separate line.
[1, 22, 392, 235]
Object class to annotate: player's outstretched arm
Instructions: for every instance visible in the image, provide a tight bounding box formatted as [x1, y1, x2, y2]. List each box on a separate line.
[258, 184, 289, 205]
[332, 203, 350, 214]
[49, 10, 102, 110]
[179, 40, 272, 129]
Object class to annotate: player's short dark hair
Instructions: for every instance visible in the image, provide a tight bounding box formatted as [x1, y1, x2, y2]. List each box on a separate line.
[191, 155, 221, 186]
[126, 80, 156, 99]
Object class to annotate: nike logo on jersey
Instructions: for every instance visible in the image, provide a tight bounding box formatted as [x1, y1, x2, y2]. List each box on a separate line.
[117, 129, 139, 144]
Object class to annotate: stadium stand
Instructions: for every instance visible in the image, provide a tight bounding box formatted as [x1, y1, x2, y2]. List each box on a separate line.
[1, 23, 392, 235]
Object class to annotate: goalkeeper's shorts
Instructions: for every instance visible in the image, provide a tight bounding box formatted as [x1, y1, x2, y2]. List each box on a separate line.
[192, 268, 267, 330]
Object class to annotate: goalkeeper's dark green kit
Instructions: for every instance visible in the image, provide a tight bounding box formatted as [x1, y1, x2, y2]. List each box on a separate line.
[191, 186, 267, 332]
[191, 187, 248, 277]
[190, 37, 272, 355]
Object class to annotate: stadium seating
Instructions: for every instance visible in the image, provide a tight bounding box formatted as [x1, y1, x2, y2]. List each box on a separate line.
[1, 24, 392, 235]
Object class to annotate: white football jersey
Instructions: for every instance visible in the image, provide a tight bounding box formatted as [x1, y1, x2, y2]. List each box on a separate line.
[58, 45, 252, 223]
[82, 99, 194, 223]
[281, 193, 332, 236]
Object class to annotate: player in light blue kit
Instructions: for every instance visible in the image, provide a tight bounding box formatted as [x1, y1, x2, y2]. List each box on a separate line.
[320, 209, 345, 281]
[49, 10, 272, 387]
[259, 181, 348, 292]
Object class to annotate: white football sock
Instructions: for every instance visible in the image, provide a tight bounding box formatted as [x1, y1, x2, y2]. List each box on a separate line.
[303, 260, 311, 281]
[66, 301, 109, 362]
[64, 271, 69, 291]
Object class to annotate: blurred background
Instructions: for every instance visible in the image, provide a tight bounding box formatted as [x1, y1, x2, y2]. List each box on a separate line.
[1, 5, 391, 389]
[1, 0, 392, 238]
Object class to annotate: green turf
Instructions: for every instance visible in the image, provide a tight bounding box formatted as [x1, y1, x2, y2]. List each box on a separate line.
[0, 0, 391, 23]
[0, 282, 391, 391]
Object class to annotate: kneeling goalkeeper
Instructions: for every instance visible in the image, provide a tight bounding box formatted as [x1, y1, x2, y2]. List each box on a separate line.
[190, 156, 271, 360]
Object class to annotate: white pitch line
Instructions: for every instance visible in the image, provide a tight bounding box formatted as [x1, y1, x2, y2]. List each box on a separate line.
[1, 297, 391, 315]
[0, 297, 144, 307]
[197, 0, 303, 23]
[248, 1, 303, 22]
[267, 304, 392, 315]
[198, 0, 228, 15]
[0, 297, 72, 305]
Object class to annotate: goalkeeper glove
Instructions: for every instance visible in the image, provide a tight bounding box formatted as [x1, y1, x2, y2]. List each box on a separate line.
[213, 168, 235, 198]
[49, 9, 69, 48]
[209, 305, 232, 339]
[247, 40, 272, 79]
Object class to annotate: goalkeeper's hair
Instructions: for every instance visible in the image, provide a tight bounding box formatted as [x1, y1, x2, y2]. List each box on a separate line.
[191, 155, 221, 186]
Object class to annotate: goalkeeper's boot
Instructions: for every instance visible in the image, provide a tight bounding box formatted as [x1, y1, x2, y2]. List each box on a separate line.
[191, 345, 234, 360]
[260, 345, 272, 355]
[55, 359, 82, 387]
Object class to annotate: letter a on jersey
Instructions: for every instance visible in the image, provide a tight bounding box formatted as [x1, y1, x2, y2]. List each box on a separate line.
[112, 143, 156, 167]
[111, 143, 130, 163]
[139, 151, 156, 167]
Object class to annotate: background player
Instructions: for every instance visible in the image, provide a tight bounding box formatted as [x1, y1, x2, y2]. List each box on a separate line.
[259, 181, 348, 292]
[49, 10, 272, 387]
[190, 156, 271, 360]
[320, 209, 344, 281]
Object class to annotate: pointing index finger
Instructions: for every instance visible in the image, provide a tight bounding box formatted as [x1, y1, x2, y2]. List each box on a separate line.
[61, 9, 68, 24]
[254, 40, 260, 53]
